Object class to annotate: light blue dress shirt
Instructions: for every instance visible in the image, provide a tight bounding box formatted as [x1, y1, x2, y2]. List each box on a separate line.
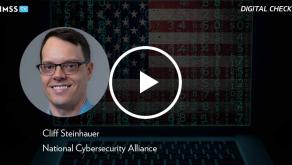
[79, 99, 94, 114]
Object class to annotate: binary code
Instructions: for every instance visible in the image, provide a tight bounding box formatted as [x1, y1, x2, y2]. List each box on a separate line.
[51, 0, 252, 126]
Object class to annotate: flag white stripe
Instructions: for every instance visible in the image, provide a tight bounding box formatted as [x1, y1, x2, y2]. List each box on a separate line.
[113, 79, 247, 90]
[149, 32, 250, 44]
[98, 102, 249, 113]
[149, 9, 239, 21]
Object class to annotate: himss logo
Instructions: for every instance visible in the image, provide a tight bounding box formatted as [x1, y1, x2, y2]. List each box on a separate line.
[0, 5, 29, 13]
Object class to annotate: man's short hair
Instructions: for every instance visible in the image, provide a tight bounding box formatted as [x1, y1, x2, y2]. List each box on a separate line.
[40, 28, 90, 63]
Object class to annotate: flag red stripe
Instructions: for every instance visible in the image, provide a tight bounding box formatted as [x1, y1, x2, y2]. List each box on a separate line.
[150, 20, 251, 32]
[149, 1, 243, 9]
[85, 111, 248, 125]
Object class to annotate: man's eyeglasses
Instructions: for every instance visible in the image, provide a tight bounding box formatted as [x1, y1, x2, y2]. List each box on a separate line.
[36, 61, 88, 76]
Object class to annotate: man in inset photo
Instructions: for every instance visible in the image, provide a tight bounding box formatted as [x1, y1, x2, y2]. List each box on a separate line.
[36, 28, 94, 117]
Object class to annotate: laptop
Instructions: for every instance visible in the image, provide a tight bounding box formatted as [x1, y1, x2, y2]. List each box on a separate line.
[32, 0, 272, 164]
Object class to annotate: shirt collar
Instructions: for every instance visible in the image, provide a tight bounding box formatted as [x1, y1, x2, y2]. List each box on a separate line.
[48, 99, 93, 116]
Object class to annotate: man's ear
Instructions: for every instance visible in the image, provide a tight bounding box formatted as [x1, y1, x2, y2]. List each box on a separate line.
[87, 62, 94, 80]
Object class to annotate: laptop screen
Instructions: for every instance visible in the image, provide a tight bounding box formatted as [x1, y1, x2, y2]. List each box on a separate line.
[51, 0, 252, 127]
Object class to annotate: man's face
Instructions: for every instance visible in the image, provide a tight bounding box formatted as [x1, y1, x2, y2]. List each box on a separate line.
[40, 37, 93, 110]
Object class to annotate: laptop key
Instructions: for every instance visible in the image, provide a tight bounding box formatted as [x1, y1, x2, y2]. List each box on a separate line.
[165, 160, 178, 165]
[216, 160, 245, 165]
[191, 159, 203, 165]
[60, 159, 76, 165]
[127, 159, 139, 165]
[203, 159, 216, 165]
[153, 160, 165, 165]
[140, 160, 152, 165]
[76, 159, 89, 165]
[103, 159, 115, 165]
[60, 140, 245, 165]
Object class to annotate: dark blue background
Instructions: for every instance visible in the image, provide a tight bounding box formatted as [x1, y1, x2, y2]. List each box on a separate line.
[2, 1, 291, 164]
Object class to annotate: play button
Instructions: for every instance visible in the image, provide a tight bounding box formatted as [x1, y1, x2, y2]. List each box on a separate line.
[109, 46, 182, 119]
[140, 71, 158, 93]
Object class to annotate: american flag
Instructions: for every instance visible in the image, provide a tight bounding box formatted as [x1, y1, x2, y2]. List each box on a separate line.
[51, 0, 252, 126]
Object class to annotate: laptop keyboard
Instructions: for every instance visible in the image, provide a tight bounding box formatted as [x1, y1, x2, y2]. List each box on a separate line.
[60, 140, 244, 165]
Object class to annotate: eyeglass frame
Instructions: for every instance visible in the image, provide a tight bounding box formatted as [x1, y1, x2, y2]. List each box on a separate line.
[36, 61, 89, 76]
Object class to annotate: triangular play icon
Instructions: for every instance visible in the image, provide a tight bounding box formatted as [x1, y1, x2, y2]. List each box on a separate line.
[140, 71, 159, 93]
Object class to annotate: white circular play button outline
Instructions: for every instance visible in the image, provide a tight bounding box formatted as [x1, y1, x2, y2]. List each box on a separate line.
[109, 46, 182, 119]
